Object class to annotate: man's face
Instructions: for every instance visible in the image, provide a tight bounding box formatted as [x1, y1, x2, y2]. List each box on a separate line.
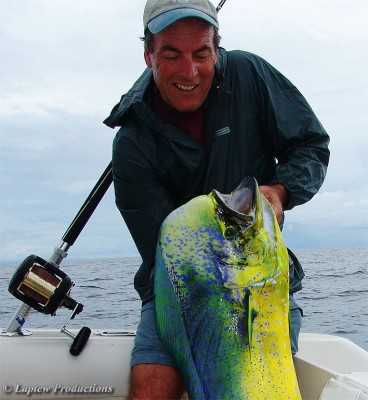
[144, 18, 218, 112]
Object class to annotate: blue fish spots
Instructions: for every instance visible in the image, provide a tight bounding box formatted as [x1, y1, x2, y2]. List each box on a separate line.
[154, 177, 301, 399]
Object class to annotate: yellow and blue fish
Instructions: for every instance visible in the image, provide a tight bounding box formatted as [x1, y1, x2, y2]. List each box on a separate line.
[154, 177, 301, 399]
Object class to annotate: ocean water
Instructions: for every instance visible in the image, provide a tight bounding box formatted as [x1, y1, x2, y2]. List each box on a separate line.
[0, 248, 367, 351]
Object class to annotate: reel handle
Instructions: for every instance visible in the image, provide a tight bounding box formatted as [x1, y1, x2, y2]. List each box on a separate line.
[59, 302, 90, 355]
[70, 327, 91, 356]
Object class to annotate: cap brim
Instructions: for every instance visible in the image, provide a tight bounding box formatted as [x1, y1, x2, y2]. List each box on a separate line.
[147, 8, 218, 34]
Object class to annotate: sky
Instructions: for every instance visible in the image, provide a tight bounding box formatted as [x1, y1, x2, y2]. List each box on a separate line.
[0, 0, 367, 263]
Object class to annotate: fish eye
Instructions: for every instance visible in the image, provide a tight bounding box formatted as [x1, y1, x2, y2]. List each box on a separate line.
[224, 225, 237, 239]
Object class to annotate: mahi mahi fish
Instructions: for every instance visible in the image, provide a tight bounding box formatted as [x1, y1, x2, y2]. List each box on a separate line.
[154, 177, 301, 399]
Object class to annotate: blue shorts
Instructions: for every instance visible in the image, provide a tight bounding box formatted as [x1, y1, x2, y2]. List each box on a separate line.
[130, 296, 303, 367]
[131, 300, 177, 367]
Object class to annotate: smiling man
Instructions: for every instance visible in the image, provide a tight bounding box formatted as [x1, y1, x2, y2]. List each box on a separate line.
[104, 0, 330, 398]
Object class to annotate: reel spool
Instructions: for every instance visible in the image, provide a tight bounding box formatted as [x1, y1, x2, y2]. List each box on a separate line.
[9, 255, 77, 315]
[8, 254, 91, 355]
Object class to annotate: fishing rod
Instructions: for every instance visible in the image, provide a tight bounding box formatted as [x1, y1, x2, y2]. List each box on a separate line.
[2, 0, 229, 354]
[216, 0, 228, 13]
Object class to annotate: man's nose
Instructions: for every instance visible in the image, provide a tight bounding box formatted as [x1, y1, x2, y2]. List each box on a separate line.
[179, 57, 198, 79]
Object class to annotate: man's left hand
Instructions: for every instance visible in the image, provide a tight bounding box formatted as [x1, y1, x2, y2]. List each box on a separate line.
[259, 184, 288, 223]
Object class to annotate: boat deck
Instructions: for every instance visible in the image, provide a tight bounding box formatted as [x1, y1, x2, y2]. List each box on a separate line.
[0, 330, 367, 399]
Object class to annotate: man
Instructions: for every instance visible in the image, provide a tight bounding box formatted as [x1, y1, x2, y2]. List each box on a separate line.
[104, 0, 330, 398]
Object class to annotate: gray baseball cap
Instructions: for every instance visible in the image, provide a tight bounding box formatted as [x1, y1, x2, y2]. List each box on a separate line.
[143, 0, 219, 34]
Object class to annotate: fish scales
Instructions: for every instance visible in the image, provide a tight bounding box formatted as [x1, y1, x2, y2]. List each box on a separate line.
[154, 177, 301, 399]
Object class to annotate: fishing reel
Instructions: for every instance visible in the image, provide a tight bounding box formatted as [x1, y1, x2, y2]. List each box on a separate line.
[4, 163, 113, 354]
[8, 254, 91, 356]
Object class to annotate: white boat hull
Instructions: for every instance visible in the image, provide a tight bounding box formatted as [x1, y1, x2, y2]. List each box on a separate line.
[0, 330, 367, 399]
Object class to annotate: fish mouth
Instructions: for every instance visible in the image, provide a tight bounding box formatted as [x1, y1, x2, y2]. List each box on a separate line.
[212, 177, 257, 226]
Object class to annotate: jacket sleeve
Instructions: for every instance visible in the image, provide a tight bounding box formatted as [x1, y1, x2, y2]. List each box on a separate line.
[112, 126, 176, 299]
[251, 56, 330, 210]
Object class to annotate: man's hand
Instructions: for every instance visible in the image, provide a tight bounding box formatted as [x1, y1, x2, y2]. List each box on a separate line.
[259, 184, 289, 223]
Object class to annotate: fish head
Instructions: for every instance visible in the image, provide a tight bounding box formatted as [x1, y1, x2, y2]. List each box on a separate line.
[210, 177, 287, 290]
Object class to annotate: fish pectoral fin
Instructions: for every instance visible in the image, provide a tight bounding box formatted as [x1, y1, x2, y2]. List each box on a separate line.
[248, 307, 258, 345]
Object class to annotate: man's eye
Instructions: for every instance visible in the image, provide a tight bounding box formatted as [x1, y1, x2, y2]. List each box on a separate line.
[195, 53, 210, 60]
[163, 52, 179, 60]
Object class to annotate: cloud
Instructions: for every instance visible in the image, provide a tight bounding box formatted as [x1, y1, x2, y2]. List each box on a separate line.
[287, 190, 368, 228]
[42, 179, 102, 194]
[0, 0, 367, 263]
[284, 189, 368, 249]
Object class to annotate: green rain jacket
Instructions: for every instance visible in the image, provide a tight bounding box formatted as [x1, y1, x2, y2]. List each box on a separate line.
[104, 48, 330, 303]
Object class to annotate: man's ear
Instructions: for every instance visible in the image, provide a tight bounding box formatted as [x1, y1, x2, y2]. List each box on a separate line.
[144, 48, 153, 68]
